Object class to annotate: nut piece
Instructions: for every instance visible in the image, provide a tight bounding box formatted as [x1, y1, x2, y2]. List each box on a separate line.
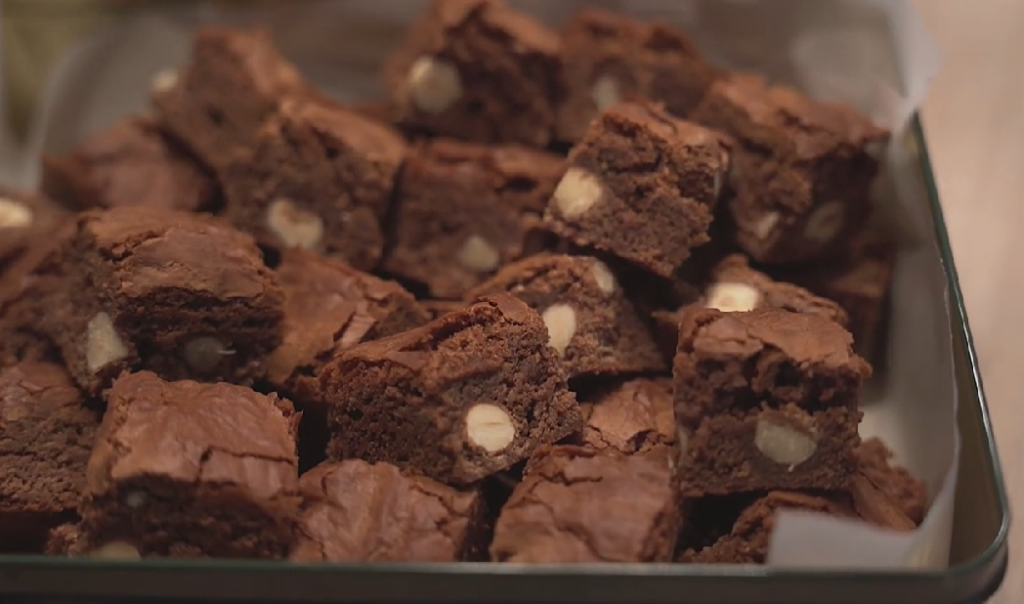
[266, 198, 324, 250]
[754, 417, 818, 467]
[86, 312, 130, 374]
[753, 211, 779, 240]
[591, 75, 621, 112]
[151, 68, 179, 95]
[803, 201, 846, 244]
[552, 168, 604, 219]
[465, 403, 516, 453]
[590, 259, 616, 294]
[407, 56, 463, 114]
[705, 282, 761, 313]
[90, 542, 141, 560]
[456, 234, 500, 272]
[125, 491, 146, 508]
[183, 336, 234, 374]
[0, 197, 33, 228]
[541, 304, 577, 358]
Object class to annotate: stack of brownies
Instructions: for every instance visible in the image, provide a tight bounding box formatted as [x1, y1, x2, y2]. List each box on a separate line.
[0, 0, 925, 564]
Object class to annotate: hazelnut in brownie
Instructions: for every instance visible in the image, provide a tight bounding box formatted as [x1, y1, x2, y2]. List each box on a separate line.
[466, 254, 665, 379]
[490, 445, 681, 563]
[80, 371, 301, 558]
[544, 100, 730, 278]
[221, 100, 407, 271]
[674, 307, 870, 495]
[291, 460, 488, 563]
[319, 294, 581, 485]
[577, 377, 677, 456]
[689, 72, 889, 264]
[383, 0, 564, 147]
[40, 117, 217, 213]
[557, 9, 716, 141]
[383, 138, 565, 298]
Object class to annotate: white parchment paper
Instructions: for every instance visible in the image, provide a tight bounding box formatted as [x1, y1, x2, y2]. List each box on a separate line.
[2, 0, 953, 571]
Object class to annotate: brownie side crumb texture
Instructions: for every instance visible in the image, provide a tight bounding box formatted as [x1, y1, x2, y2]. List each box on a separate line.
[490, 445, 681, 563]
[577, 377, 677, 455]
[291, 459, 487, 563]
[40, 117, 218, 213]
[45, 523, 89, 556]
[0, 363, 100, 553]
[81, 371, 301, 558]
[855, 437, 927, 525]
[320, 294, 582, 485]
[465, 254, 665, 378]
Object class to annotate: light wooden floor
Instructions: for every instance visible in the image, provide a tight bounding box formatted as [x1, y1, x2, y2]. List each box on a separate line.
[911, 1, 1023, 602]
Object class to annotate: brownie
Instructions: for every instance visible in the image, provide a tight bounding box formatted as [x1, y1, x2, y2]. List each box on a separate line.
[689, 72, 889, 264]
[674, 307, 870, 494]
[383, 139, 565, 298]
[855, 437, 927, 526]
[0, 363, 100, 553]
[46, 207, 285, 394]
[80, 371, 301, 558]
[544, 100, 731, 278]
[466, 254, 664, 378]
[557, 9, 716, 142]
[490, 445, 681, 563]
[383, 0, 565, 147]
[0, 186, 68, 274]
[291, 460, 487, 563]
[0, 233, 69, 367]
[45, 523, 88, 556]
[152, 27, 316, 172]
[40, 117, 217, 213]
[577, 377, 677, 455]
[319, 294, 582, 485]
[221, 99, 407, 271]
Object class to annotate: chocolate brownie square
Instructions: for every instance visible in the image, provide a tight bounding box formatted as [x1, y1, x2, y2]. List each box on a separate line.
[221, 99, 407, 271]
[40, 117, 217, 213]
[291, 460, 487, 563]
[0, 363, 99, 553]
[320, 294, 582, 485]
[689, 72, 889, 264]
[855, 437, 927, 526]
[47, 207, 284, 394]
[490, 445, 681, 563]
[384, 0, 564, 147]
[674, 307, 870, 494]
[544, 101, 731, 278]
[0, 186, 68, 274]
[577, 377, 677, 455]
[383, 139, 565, 298]
[466, 254, 664, 379]
[80, 371, 301, 558]
[557, 9, 716, 141]
[152, 27, 315, 172]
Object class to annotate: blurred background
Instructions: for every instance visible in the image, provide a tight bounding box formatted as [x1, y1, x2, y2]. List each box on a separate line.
[2, 0, 1022, 601]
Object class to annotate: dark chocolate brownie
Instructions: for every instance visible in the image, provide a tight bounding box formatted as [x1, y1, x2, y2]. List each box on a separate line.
[383, 138, 566, 298]
[490, 445, 681, 563]
[0, 363, 100, 553]
[544, 100, 731, 278]
[80, 371, 301, 558]
[577, 377, 677, 455]
[40, 117, 217, 212]
[221, 99, 407, 270]
[674, 307, 869, 494]
[0, 186, 68, 275]
[319, 294, 582, 485]
[855, 437, 927, 526]
[46, 207, 285, 394]
[152, 27, 317, 172]
[557, 9, 716, 141]
[466, 254, 665, 378]
[291, 459, 487, 563]
[383, 0, 565, 147]
[689, 72, 889, 264]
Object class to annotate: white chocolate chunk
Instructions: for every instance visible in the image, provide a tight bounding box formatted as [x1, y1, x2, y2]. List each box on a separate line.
[591, 75, 621, 112]
[465, 403, 516, 453]
[183, 336, 234, 374]
[266, 198, 324, 250]
[456, 234, 500, 272]
[803, 201, 845, 244]
[151, 69, 179, 95]
[541, 304, 577, 358]
[408, 56, 462, 114]
[754, 418, 817, 467]
[86, 312, 130, 374]
[590, 259, 616, 294]
[753, 211, 779, 240]
[705, 282, 760, 313]
[0, 197, 33, 228]
[552, 168, 604, 219]
[90, 542, 141, 560]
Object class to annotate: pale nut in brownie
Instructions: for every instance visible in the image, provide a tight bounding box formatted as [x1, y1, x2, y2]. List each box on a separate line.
[465, 403, 517, 454]
[0, 197, 33, 228]
[705, 282, 760, 313]
[552, 168, 605, 219]
[85, 313, 130, 374]
[407, 56, 463, 114]
[541, 304, 577, 358]
[266, 198, 325, 250]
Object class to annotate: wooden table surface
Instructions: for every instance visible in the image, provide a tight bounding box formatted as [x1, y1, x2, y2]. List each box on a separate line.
[911, 1, 1023, 602]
